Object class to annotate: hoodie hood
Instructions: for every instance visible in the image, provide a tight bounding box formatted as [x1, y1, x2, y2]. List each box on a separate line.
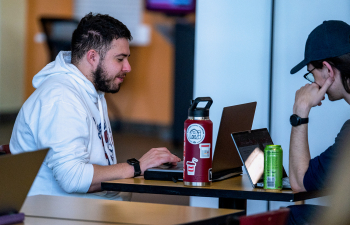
[32, 51, 102, 102]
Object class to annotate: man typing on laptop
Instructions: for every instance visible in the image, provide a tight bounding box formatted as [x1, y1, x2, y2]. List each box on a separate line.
[9, 13, 180, 201]
[287, 20, 350, 224]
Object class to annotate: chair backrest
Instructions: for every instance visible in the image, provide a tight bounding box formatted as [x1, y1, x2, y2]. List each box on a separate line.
[40, 17, 79, 62]
[0, 144, 11, 155]
[239, 208, 290, 225]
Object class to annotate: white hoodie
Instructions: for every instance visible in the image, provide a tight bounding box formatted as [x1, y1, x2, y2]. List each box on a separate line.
[10, 51, 130, 200]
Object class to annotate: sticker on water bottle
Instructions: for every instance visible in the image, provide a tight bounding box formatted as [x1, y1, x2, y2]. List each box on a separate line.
[187, 124, 205, 144]
[186, 158, 198, 175]
[199, 143, 210, 158]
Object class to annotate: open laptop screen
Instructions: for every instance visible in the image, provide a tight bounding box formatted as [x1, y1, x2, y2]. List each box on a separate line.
[212, 102, 256, 176]
[0, 149, 49, 216]
[231, 128, 288, 187]
[231, 129, 272, 185]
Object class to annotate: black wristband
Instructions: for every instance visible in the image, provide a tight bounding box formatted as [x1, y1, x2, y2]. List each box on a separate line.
[290, 114, 309, 127]
[127, 158, 141, 177]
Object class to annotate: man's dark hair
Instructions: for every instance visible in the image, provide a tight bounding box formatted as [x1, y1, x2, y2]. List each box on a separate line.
[310, 52, 350, 93]
[71, 12, 132, 64]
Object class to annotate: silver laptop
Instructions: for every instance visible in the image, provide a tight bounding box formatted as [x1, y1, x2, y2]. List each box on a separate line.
[144, 102, 257, 182]
[0, 148, 49, 216]
[231, 128, 291, 189]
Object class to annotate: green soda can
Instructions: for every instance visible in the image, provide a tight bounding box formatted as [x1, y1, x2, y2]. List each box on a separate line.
[264, 145, 283, 190]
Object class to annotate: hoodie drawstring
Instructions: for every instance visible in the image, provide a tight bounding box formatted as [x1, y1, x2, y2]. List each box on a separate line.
[98, 96, 116, 165]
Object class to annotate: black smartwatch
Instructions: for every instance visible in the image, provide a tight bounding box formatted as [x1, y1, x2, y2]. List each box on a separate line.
[290, 114, 309, 127]
[127, 158, 141, 177]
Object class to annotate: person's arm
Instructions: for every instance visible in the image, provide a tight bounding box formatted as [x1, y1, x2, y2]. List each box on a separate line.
[289, 77, 334, 192]
[39, 100, 180, 193]
[88, 147, 181, 192]
[289, 116, 310, 192]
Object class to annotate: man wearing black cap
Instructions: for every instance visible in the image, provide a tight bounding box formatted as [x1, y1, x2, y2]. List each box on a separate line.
[288, 20, 350, 224]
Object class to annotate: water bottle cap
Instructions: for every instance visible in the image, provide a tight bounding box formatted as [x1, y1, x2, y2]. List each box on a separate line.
[188, 97, 213, 117]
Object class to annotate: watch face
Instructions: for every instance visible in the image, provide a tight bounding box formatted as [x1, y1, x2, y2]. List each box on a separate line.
[127, 158, 141, 177]
[127, 158, 139, 165]
[290, 114, 300, 126]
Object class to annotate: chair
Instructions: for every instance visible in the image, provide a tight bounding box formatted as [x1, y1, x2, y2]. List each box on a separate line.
[0, 144, 11, 155]
[226, 208, 290, 225]
[40, 17, 79, 62]
[239, 208, 290, 225]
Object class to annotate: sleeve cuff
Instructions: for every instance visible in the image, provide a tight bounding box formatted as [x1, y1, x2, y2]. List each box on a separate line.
[77, 163, 94, 193]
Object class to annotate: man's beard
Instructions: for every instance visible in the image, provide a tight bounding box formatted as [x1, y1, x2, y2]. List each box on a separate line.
[93, 62, 121, 93]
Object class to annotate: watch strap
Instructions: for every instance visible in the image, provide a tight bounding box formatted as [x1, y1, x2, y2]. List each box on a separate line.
[133, 163, 141, 177]
[299, 117, 309, 124]
[127, 158, 141, 177]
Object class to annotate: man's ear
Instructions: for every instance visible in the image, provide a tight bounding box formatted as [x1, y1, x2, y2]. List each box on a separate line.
[322, 61, 335, 79]
[86, 49, 100, 70]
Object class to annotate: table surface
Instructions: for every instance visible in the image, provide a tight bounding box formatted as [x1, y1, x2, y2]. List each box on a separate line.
[102, 175, 325, 202]
[20, 195, 243, 225]
[19, 217, 119, 225]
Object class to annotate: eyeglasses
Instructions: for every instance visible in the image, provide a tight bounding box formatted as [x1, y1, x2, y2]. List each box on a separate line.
[303, 67, 316, 83]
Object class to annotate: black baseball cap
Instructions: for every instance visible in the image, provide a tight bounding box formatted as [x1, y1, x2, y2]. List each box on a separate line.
[291, 20, 350, 74]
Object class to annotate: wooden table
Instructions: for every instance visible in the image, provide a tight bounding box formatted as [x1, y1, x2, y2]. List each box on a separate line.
[19, 217, 113, 225]
[102, 175, 325, 210]
[20, 195, 243, 225]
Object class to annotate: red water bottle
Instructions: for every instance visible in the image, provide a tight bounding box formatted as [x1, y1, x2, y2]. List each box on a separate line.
[183, 97, 213, 186]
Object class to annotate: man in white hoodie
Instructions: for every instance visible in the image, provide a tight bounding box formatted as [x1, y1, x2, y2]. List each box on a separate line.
[10, 13, 180, 200]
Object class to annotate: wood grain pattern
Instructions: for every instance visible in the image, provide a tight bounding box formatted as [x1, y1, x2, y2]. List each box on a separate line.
[21, 195, 242, 225]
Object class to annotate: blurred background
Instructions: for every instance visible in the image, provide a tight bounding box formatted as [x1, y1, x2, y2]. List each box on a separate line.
[0, 0, 350, 215]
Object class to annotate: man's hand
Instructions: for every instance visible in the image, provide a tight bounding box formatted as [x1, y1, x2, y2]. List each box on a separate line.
[293, 77, 334, 117]
[88, 147, 180, 192]
[138, 147, 181, 175]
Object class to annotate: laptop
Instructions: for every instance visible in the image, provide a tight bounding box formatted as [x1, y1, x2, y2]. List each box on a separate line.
[144, 102, 257, 182]
[231, 128, 291, 189]
[0, 148, 49, 217]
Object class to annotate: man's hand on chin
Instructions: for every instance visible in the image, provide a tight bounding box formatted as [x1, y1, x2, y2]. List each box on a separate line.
[293, 77, 334, 117]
